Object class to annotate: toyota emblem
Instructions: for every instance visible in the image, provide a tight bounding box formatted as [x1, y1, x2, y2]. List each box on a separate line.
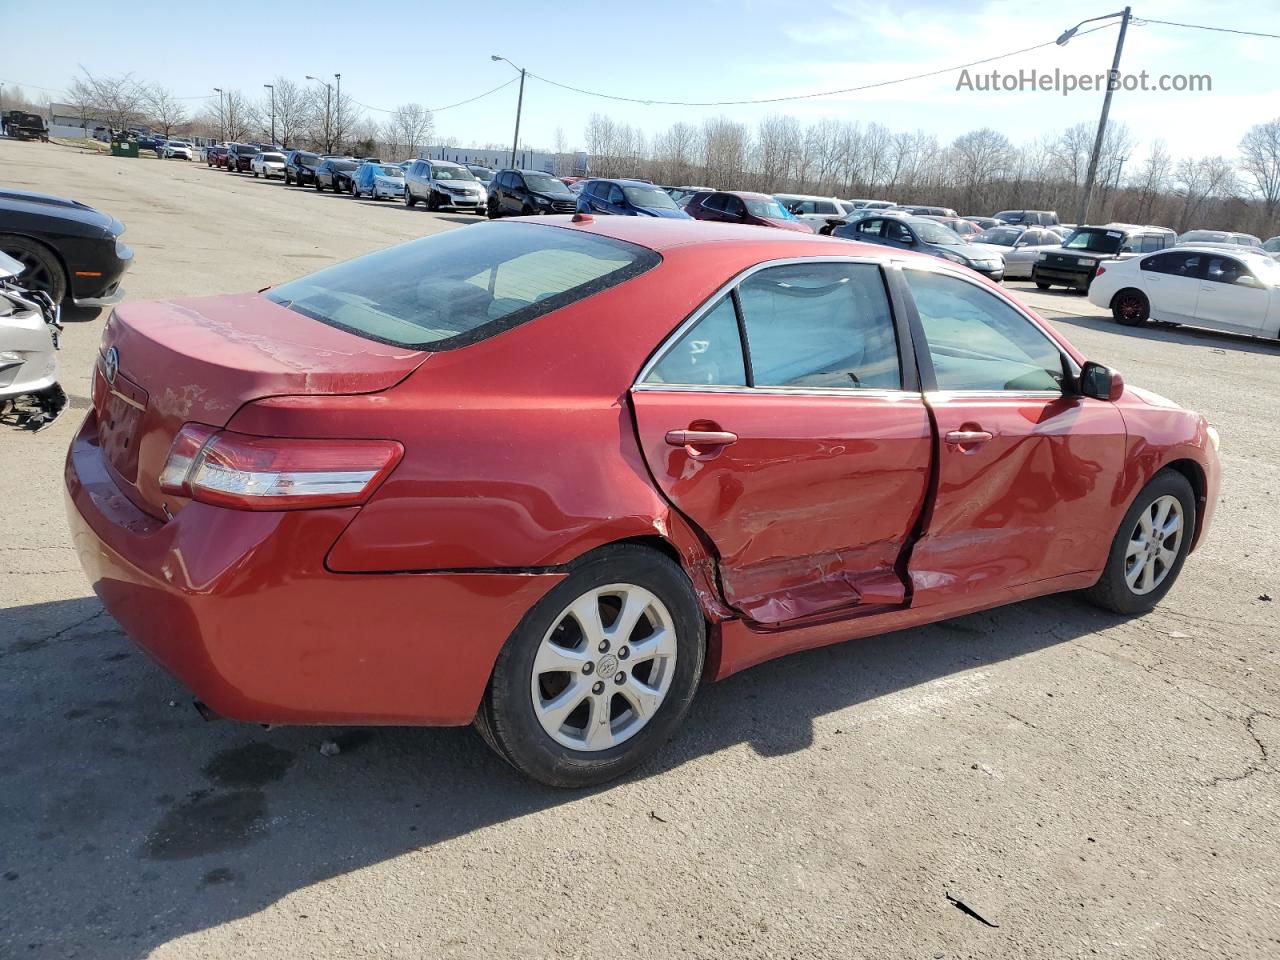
[103, 346, 119, 385]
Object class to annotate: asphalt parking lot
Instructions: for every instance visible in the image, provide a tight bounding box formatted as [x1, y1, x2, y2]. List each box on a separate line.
[2, 139, 1278, 959]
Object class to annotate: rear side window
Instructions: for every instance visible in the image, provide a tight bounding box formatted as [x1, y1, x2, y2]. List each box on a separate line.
[644, 298, 746, 386]
[266, 222, 660, 350]
[737, 263, 901, 389]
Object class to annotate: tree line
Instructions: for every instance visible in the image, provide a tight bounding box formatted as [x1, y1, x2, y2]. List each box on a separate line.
[582, 112, 1280, 237]
[19, 71, 436, 163]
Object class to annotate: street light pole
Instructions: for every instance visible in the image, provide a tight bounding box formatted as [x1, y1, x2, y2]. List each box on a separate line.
[334, 73, 342, 152]
[1058, 7, 1131, 226]
[306, 75, 334, 152]
[491, 55, 526, 168]
[263, 83, 276, 146]
[213, 87, 224, 142]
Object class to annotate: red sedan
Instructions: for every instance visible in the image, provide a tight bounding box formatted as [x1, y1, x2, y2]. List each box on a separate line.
[684, 190, 814, 232]
[66, 216, 1221, 787]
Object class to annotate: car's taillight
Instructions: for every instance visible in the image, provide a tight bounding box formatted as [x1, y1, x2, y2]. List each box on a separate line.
[1095, 265, 1107, 276]
[159, 425, 403, 511]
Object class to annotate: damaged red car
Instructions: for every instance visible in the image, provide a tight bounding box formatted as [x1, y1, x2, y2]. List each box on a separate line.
[65, 217, 1221, 787]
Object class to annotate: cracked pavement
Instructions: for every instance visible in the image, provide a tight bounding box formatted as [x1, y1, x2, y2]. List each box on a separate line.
[1, 140, 1277, 959]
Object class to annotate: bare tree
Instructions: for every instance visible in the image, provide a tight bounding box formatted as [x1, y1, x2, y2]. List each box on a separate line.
[389, 103, 434, 161]
[65, 76, 99, 131]
[78, 68, 146, 131]
[1174, 156, 1238, 232]
[265, 77, 309, 149]
[1132, 140, 1172, 224]
[950, 128, 1012, 213]
[1239, 117, 1280, 226]
[146, 84, 187, 137]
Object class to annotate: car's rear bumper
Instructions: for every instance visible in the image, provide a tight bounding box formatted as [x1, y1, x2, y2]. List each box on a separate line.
[64, 413, 565, 725]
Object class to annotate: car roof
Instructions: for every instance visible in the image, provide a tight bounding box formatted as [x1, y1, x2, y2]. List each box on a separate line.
[1164, 243, 1273, 260]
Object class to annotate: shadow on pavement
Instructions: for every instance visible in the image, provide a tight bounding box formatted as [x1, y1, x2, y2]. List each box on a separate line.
[0, 591, 1118, 958]
[1048, 312, 1280, 356]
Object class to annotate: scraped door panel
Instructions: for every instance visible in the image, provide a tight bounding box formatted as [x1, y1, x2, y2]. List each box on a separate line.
[630, 390, 932, 623]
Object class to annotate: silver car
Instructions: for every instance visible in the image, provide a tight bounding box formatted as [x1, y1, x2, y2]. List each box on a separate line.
[972, 225, 1065, 279]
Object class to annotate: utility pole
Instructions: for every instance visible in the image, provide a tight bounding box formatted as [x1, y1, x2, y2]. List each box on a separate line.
[306, 76, 334, 152]
[1058, 7, 1131, 226]
[263, 83, 276, 146]
[491, 56, 525, 169]
[213, 87, 224, 142]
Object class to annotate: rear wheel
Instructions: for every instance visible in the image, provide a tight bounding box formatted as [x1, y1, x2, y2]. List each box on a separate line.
[1082, 470, 1196, 615]
[476, 545, 705, 788]
[1035, 280, 1051, 290]
[314, 179, 324, 191]
[1111, 288, 1150, 326]
[0, 234, 67, 303]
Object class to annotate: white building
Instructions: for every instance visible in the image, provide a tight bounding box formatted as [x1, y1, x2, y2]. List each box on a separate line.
[418, 145, 589, 176]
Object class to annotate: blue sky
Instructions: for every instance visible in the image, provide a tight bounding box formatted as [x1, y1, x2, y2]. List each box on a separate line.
[3, 0, 1276, 161]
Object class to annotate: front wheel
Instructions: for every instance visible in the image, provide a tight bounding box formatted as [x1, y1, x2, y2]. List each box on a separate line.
[314, 179, 324, 191]
[1111, 288, 1150, 326]
[1082, 470, 1196, 615]
[1035, 280, 1051, 290]
[404, 189, 417, 208]
[475, 545, 705, 788]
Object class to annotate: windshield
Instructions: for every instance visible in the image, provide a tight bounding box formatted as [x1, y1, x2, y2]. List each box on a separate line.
[433, 165, 476, 181]
[261, 153, 284, 162]
[375, 165, 403, 177]
[745, 198, 791, 219]
[265, 222, 660, 350]
[1063, 228, 1124, 254]
[911, 220, 962, 245]
[331, 160, 357, 172]
[1265, 238, 1280, 252]
[1180, 231, 1227, 242]
[623, 186, 678, 209]
[974, 227, 1023, 246]
[524, 174, 572, 196]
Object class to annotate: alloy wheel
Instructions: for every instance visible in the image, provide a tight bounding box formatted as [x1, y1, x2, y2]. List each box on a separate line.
[530, 584, 678, 751]
[1125, 494, 1184, 595]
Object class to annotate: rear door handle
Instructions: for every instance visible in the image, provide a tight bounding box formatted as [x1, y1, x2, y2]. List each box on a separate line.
[665, 429, 738, 448]
[944, 430, 993, 445]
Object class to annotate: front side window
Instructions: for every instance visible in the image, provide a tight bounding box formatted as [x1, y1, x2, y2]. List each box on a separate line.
[854, 218, 884, 237]
[737, 263, 901, 389]
[266, 222, 659, 350]
[607, 185, 626, 204]
[904, 268, 1066, 393]
[702, 193, 727, 212]
[1204, 256, 1245, 285]
[643, 298, 746, 386]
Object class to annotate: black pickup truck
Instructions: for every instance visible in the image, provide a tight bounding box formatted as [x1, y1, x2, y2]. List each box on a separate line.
[1, 111, 49, 142]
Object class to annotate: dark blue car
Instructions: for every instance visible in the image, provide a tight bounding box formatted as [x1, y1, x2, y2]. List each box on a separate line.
[576, 178, 692, 218]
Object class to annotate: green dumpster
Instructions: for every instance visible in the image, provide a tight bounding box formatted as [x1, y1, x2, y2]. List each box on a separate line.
[109, 137, 139, 158]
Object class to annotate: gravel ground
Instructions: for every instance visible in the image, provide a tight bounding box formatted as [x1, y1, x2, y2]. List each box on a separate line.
[1, 139, 1277, 960]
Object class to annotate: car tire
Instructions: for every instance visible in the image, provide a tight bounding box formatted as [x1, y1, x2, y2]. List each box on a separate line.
[487, 200, 499, 219]
[427, 191, 439, 212]
[314, 179, 323, 192]
[1111, 288, 1150, 326]
[1081, 470, 1196, 616]
[1035, 280, 1051, 290]
[404, 189, 416, 209]
[475, 544, 705, 788]
[0, 234, 68, 304]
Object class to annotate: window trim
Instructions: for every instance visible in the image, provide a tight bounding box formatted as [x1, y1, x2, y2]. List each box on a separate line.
[893, 259, 1081, 397]
[634, 256, 919, 395]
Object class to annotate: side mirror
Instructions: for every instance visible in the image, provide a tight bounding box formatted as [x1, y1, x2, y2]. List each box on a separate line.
[1237, 274, 1263, 289]
[1079, 361, 1124, 401]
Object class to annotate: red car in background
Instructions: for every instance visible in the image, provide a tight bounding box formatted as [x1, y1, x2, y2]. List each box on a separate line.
[66, 217, 1220, 787]
[685, 190, 814, 232]
[205, 145, 228, 168]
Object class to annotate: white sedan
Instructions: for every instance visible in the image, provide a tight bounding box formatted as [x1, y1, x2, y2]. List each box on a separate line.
[250, 151, 286, 179]
[1088, 245, 1280, 338]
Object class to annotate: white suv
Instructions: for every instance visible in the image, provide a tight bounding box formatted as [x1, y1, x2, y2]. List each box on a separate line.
[404, 159, 488, 213]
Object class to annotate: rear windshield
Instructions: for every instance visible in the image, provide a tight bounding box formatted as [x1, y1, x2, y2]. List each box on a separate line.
[265, 222, 660, 350]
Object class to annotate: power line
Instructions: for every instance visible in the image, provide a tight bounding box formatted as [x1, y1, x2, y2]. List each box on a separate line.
[524, 24, 1117, 108]
[1135, 17, 1280, 40]
[353, 77, 518, 115]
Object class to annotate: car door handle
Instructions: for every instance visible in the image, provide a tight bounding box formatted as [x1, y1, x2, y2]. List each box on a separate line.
[665, 429, 738, 448]
[1200, 285, 1215, 291]
[944, 430, 993, 445]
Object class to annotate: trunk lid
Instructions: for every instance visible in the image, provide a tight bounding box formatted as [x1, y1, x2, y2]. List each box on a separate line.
[93, 293, 428, 518]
